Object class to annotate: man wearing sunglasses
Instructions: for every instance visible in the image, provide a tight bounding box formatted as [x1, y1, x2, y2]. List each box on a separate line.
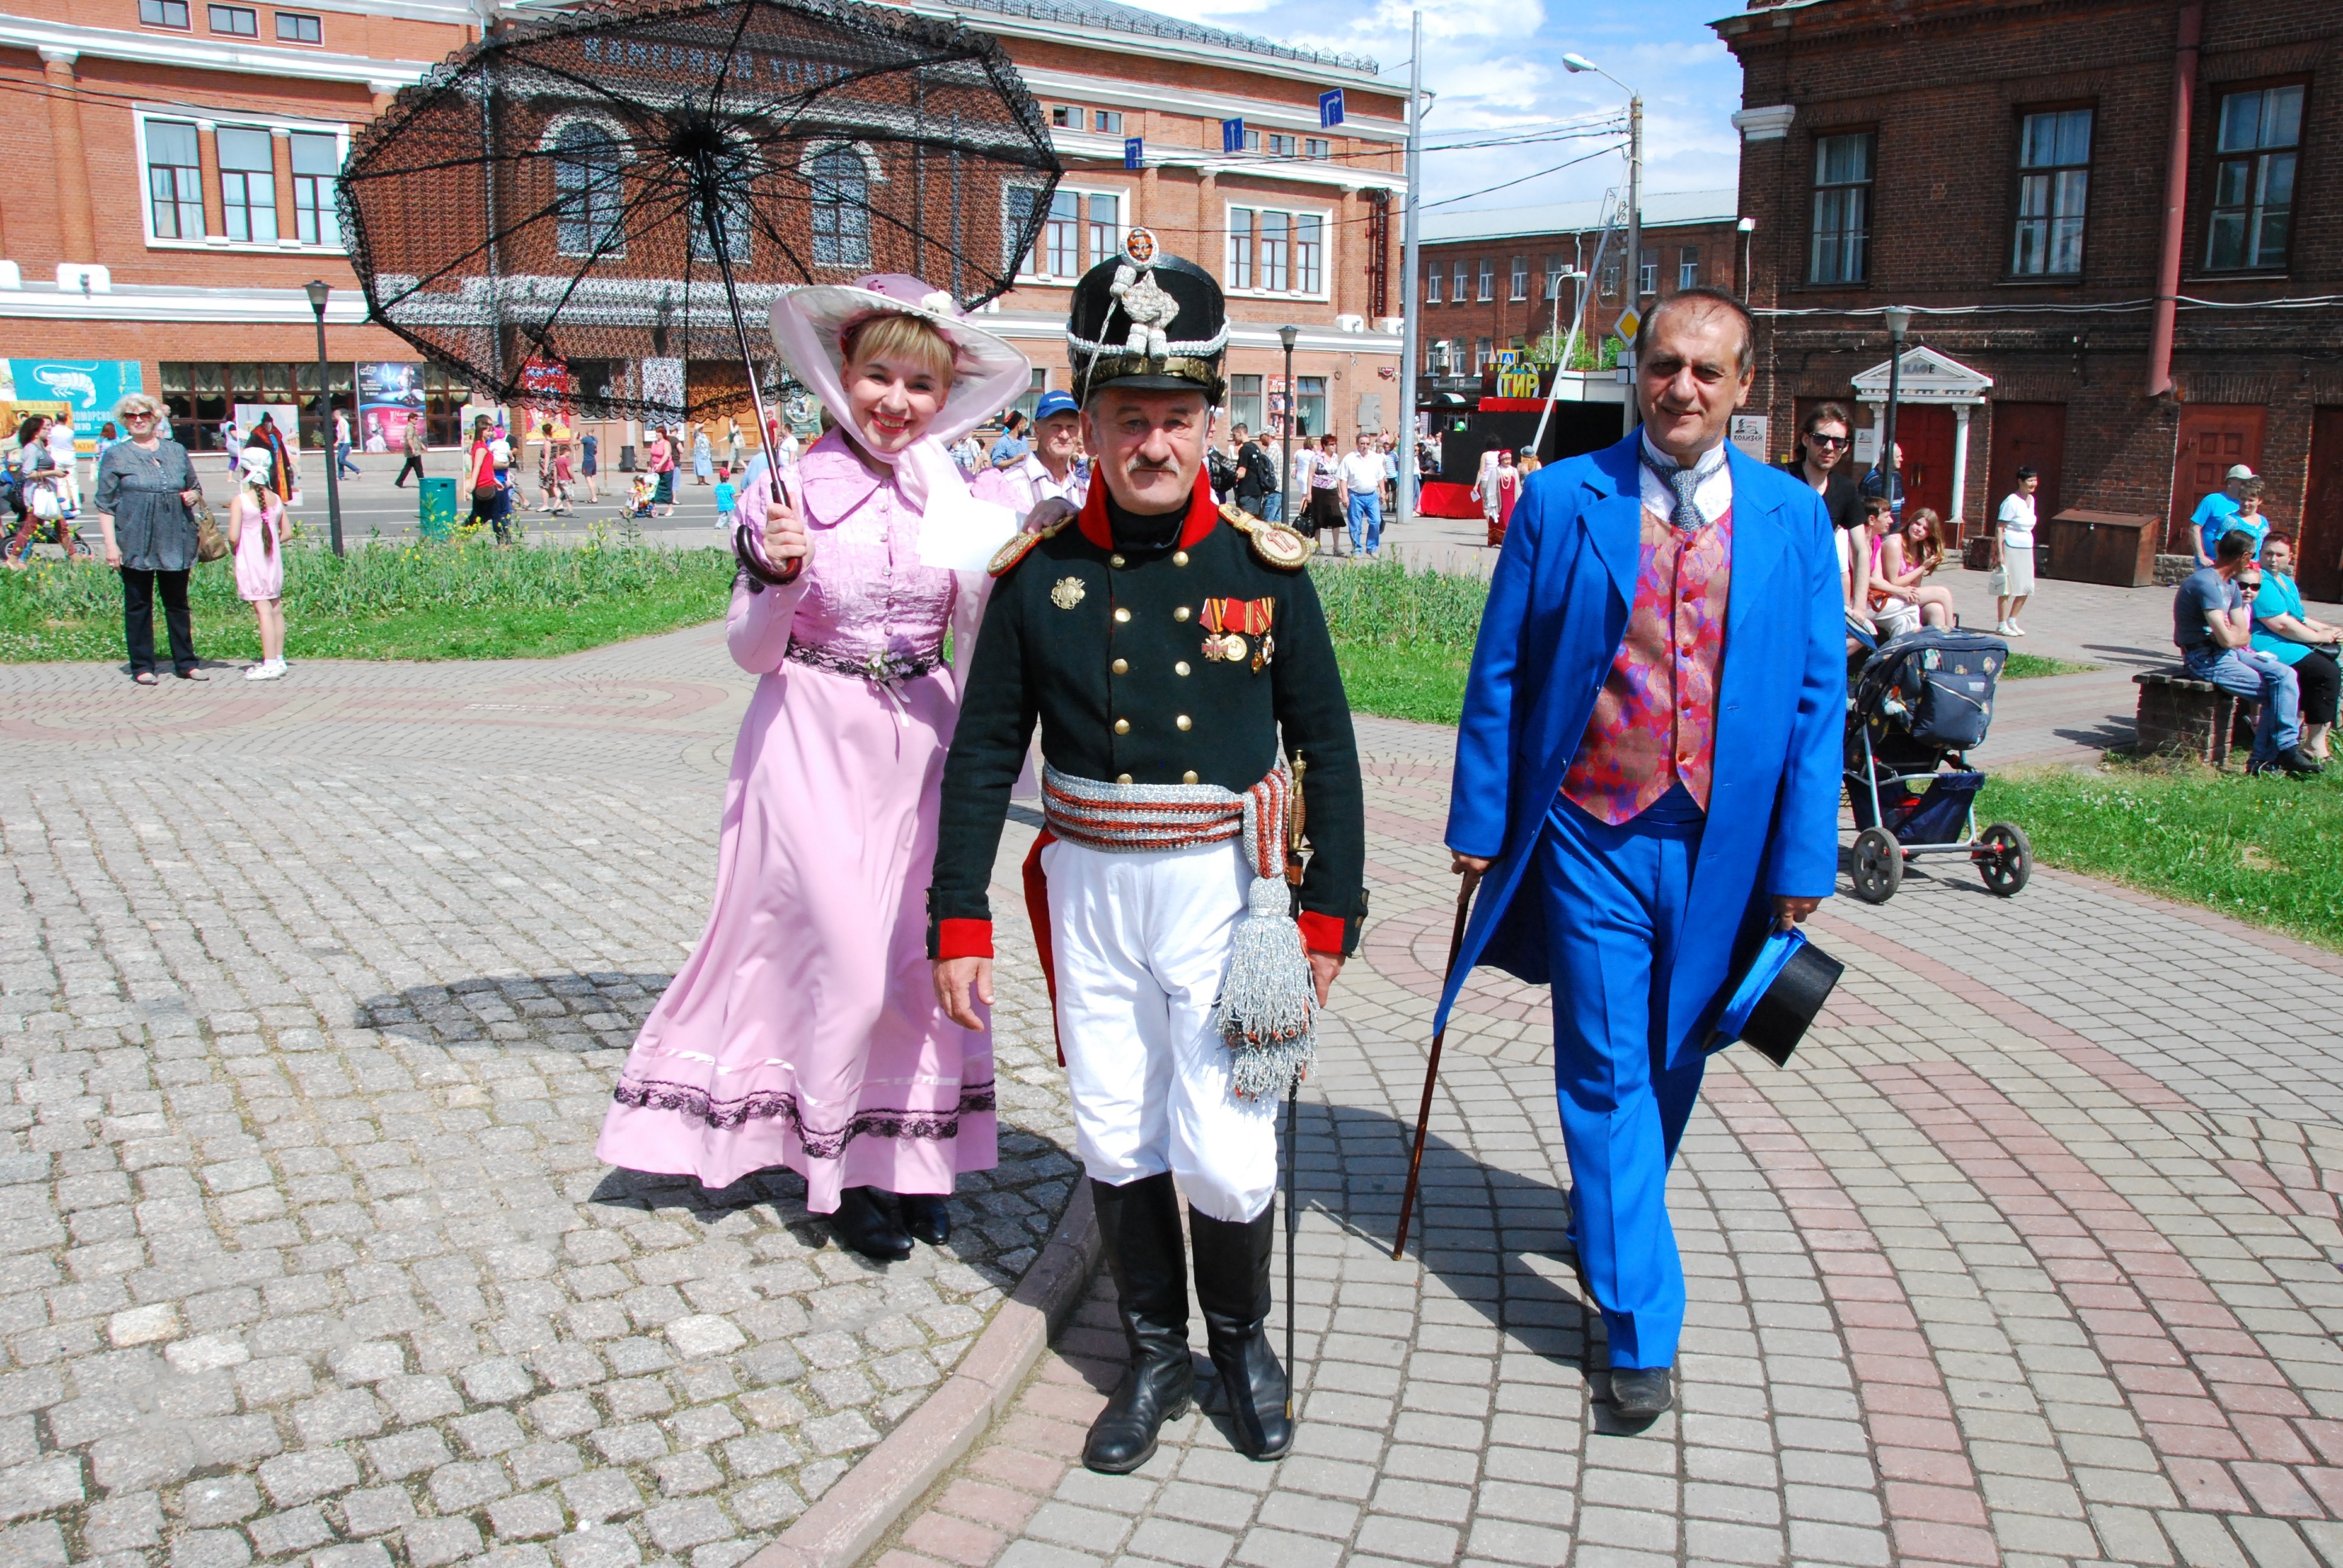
[1782, 402, 1860, 534]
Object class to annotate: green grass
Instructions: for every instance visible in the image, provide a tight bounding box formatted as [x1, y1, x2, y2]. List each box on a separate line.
[0, 526, 737, 663]
[2004, 652, 2100, 679]
[1314, 555, 1487, 725]
[1977, 759, 2343, 953]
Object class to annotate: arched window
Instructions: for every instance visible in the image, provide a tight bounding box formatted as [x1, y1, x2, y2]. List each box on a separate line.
[808, 146, 870, 268]
[553, 122, 624, 258]
[687, 137, 755, 266]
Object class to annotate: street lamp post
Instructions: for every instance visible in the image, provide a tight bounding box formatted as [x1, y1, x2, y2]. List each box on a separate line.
[1277, 324, 1300, 529]
[304, 279, 344, 557]
[1562, 53, 1640, 323]
[1395, 8, 1424, 526]
[1879, 307, 1912, 520]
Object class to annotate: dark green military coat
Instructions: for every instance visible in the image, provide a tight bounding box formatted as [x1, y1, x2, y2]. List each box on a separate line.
[929, 474, 1366, 958]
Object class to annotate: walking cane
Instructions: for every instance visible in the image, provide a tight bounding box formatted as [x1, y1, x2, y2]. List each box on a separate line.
[1285, 1071, 1299, 1423]
[1391, 869, 1481, 1262]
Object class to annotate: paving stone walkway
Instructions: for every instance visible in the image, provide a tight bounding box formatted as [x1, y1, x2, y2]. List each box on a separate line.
[0, 632, 1069, 1568]
[877, 714, 2343, 1568]
[8, 603, 2342, 1568]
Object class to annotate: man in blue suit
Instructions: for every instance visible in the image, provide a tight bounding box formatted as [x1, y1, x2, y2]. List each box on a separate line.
[1441, 287, 1843, 1422]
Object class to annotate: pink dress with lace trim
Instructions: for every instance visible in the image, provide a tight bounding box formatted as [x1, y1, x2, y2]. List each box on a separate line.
[594, 431, 997, 1209]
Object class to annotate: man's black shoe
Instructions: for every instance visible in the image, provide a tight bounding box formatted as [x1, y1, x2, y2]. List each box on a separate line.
[902, 1193, 951, 1246]
[1609, 1367, 1674, 1422]
[1188, 1205, 1293, 1461]
[1084, 1175, 1193, 1474]
[830, 1186, 913, 1263]
[2281, 746, 2325, 777]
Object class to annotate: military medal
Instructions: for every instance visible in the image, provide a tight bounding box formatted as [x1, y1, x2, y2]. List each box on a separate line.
[1202, 598, 1274, 665]
[1051, 576, 1086, 609]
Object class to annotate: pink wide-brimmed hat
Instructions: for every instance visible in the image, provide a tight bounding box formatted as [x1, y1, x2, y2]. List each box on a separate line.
[767, 274, 1030, 449]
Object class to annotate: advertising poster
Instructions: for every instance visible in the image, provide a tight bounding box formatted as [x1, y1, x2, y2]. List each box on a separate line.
[359, 362, 426, 452]
[519, 358, 575, 435]
[1729, 413, 1771, 463]
[7, 359, 143, 422]
[232, 404, 304, 501]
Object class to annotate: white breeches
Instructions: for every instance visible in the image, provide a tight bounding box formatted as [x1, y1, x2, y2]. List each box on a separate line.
[1043, 837, 1282, 1223]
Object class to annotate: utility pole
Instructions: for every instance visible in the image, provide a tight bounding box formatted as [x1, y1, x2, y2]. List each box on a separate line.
[1626, 94, 1643, 319]
[1395, 8, 1423, 524]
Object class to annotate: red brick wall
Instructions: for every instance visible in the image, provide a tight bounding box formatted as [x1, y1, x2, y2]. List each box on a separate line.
[1723, 0, 2343, 541]
[1415, 220, 1745, 366]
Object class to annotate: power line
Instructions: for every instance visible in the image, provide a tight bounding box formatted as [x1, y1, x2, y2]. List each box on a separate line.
[1421, 141, 1627, 210]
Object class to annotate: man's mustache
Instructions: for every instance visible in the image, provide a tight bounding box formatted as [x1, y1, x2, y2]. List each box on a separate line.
[1120, 456, 1181, 477]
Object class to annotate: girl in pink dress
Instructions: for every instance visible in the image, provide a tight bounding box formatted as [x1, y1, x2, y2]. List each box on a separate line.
[228, 446, 287, 681]
[597, 275, 1030, 1261]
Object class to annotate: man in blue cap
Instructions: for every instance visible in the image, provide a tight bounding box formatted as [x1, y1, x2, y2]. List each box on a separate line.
[974, 389, 1087, 521]
[1440, 287, 1844, 1423]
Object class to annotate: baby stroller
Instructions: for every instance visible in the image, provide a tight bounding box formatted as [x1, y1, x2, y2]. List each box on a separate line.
[1844, 627, 2032, 903]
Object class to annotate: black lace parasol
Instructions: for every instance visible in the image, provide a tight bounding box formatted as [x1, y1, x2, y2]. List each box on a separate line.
[339, 0, 1062, 433]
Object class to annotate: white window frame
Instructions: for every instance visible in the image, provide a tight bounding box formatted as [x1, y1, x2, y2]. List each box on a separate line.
[801, 140, 886, 271]
[132, 106, 350, 253]
[1012, 181, 1133, 286]
[1222, 198, 1335, 302]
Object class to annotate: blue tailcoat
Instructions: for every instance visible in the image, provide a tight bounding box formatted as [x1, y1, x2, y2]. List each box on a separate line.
[1437, 431, 1846, 1065]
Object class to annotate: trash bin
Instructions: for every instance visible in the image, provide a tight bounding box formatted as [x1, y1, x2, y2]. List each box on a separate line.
[418, 475, 457, 540]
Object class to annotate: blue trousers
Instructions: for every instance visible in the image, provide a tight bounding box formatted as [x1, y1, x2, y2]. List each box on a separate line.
[1536, 793, 1708, 1370]
[2184, 645, 2301, 763]
[1347, 492, 1383, 554]
[1256, 492, 1282, 523]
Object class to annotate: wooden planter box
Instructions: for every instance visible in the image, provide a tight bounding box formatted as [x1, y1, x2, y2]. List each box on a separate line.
[2044, 508, 2161, 587]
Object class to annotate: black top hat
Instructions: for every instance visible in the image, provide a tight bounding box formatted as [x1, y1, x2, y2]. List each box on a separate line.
[1067, 227, 1228, 405]
[1706, 929, 1844, 1068]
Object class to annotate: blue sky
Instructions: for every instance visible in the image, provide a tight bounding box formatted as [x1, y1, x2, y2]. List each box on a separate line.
[1177, 0, 1748, 212]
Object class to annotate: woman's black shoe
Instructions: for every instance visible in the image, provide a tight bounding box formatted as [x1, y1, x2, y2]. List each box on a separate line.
[831, 1186, 913, 1262]
[902, 1193, 951, 1246]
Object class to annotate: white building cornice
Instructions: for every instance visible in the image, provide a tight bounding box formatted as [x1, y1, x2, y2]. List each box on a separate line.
[1054, 130, 1404, 195]
[0, 280, 375, 325]
[1732, 105, 1797, 142]
[0, 14, 436, 87]
[877, 0, 1389, 90]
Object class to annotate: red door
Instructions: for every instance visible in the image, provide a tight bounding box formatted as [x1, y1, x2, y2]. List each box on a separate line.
[2169, 404, 2266, 552]
[1891, 405, 1955, 531]
[2304, 408, 2343, 603]
[1986, 402, 2066, 534]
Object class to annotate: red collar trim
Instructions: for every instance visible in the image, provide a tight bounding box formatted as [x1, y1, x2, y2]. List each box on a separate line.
[1075, 468, 1221, 551]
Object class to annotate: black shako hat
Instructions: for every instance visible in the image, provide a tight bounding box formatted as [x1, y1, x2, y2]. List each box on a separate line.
[1067, 226, 1228, 405]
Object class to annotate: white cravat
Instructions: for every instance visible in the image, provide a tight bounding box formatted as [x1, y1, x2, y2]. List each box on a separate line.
[1639, 432, 1733, 527]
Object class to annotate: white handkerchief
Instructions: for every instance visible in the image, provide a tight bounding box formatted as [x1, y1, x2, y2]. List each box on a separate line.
[917, 489, 1020, 571]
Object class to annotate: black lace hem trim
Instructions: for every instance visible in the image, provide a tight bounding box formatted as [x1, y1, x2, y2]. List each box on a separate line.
[609, 1078, 998, 1159]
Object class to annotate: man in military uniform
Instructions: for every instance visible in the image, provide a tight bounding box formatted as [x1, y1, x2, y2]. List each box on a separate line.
[929, 231, 1365, 1474]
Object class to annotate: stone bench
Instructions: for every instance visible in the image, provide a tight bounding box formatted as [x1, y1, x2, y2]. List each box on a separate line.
[2134, 668, 2258, 766]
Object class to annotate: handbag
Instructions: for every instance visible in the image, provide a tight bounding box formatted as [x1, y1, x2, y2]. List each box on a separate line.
[193, 498, 229, 563]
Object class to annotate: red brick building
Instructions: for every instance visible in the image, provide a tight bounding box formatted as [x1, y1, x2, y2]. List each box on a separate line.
[1720, 0, 2343, 596]
[0, 0, 1402, 456]
[1414, 189, 1742, 381]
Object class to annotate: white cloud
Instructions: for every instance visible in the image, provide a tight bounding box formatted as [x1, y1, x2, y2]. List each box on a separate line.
[1130, 0, 1745, 214]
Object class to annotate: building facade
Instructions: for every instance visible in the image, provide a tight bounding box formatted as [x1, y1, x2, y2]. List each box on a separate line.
[1414, 189, 1742, 385]
[0, 0, 1402, 458]
[1720, 0, 2343, 595]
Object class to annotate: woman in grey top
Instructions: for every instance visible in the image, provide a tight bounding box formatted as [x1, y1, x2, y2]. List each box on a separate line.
[94, 393, 207, 684]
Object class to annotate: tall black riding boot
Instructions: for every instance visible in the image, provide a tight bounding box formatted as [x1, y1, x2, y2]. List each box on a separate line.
[1084, 1173, 1193, 1474]
[1188, 1204, 1293, 1461]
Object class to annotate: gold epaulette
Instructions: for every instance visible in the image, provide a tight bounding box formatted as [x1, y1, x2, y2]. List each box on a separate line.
[988, 506, 1079, 577]
[1217, 501, 1314, 569]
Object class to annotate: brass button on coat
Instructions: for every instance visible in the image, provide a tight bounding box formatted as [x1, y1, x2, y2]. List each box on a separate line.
[1110, 554, 1127, 568]
[1116, 773, 1132, 784]
[1114, 718, 1130, 734]
[1173, 550, 1188, 566]
[1176, 715, 1192, 731]
[1182, 770, 1198, 784]
[1174, 606, 1191, 622]
[1114, 607, 1132, 624]
[1175, 661, 1191, 676]
[1112, 658, 1129, 675]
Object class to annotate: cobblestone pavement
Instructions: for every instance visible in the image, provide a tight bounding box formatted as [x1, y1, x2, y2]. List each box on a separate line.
[879, 716, 2343, 1568]
[0, 630, 1070, 1568]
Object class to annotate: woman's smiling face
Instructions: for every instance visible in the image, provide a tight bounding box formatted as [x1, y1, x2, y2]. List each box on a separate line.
[845, 353, 945, 454]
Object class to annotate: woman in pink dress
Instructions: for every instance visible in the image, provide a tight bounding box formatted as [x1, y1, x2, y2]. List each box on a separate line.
[597, 274, 1030, 1261]
[227, 445, 287, 681]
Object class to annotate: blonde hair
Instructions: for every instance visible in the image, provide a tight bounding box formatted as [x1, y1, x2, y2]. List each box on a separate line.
[841, 312, 957, 387]
[114, 393, 166, 422]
